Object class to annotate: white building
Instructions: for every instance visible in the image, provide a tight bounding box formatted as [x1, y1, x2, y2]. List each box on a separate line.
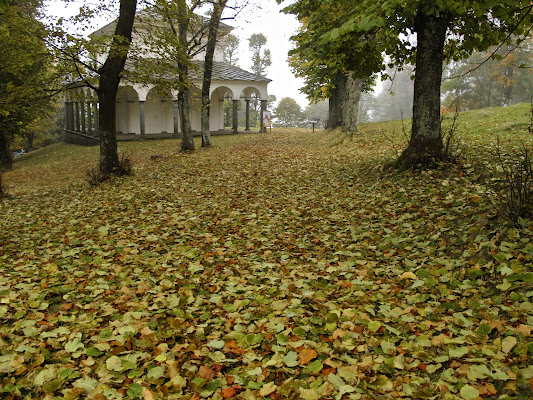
[64, 11, 271, 140]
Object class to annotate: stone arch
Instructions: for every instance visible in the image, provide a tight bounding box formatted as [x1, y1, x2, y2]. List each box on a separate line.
[145, 87, 174, 134]
[210, 86, 234, 131]
[239, 86, 268, 132]
[116, 86, 140, 135]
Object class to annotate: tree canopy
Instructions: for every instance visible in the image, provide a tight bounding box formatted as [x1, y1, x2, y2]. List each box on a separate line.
[0, 0, 57, 170]
[282, 0, 533, 167]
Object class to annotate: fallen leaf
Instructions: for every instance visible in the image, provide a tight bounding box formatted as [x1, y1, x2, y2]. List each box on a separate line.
[298, 348, 318, 365]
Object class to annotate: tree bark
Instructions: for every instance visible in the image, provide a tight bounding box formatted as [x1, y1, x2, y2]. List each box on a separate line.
[397, 9, 448, 168]
[0, 131, 12, 171]
[201, 0, 227, 147]
[343, 74, 363, 137]
[96, 0, 137, 177]
[328, 70, 347, 130]
[177, 1, 195, 152]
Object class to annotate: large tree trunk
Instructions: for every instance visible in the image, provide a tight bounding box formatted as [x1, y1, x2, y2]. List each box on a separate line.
[0, 131, 12, 171]
[397, 10, 448, 168]
[177, 2, 194, 152]
[328, 70, 347, 130]
[96, 0, 137, 177]
[201, 0, 227, 148]
[343, 74, 363, 137]
[178, 83, 194, 151]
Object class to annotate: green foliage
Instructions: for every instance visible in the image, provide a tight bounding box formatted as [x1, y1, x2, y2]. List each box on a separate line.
[274, 97, 305, 127]
[222, 33, 240, 66]
[248, 33, 271, 77]
[443, 38, 533, 110]
[1, 104, 533, 398]
[0, 0, 58, 158]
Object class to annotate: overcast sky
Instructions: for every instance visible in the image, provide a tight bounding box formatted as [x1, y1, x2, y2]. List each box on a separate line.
[44, 0, 309, 108]
[228, 1, 308, 108]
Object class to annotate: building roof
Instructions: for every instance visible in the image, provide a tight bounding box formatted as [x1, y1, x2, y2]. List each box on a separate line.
[190, 61, 271, 83]
[122, 58, 271, 85]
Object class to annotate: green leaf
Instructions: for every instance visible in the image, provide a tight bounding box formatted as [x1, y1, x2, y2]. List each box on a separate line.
[460, 384, 480, 400]
[73, 378, 98, 393]
[147, 365, 165, 379]
[106, 355, 124, 372]
[368, 321, 382, 332]
[126, 383, 144, 398]
[476, 324, 491, 338]
[305, 359, 323, 373]
[284, 351, 299, 367]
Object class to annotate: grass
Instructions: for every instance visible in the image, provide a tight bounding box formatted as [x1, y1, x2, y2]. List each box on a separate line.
[0, 103, 532, 399]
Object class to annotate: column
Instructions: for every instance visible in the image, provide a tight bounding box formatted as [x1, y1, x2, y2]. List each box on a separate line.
[232, 99, 238, 133]
[80, 101, 86, 133]
[245, 99, 251, 131]
[69, 102, 74, 130]
[74, 102, 80, 132]
[261, 100, 267, 133]
[219, 98, 224, 130]
[93, 102, 99, 135]
[64, 102, 71, 131]
[173, 100, 180, 137]
[87, 102, 92, 134]
[140, 101, 146, 137]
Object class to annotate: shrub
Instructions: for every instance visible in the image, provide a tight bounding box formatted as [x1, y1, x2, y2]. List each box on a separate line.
[492, 139, 533, 226]
[86, 153, 134, 186]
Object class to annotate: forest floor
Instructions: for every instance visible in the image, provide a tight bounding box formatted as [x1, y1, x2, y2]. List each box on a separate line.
[1, 103, 532, 399]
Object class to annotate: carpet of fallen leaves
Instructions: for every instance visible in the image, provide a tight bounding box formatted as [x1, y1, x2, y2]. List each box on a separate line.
[1, 123, 532, 400]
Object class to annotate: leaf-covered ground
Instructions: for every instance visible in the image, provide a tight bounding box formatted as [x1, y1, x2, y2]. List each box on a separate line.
[1, 104, 532, 399]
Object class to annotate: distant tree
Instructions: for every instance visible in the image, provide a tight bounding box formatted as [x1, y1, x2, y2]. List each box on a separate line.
[303, 101, 328, 129]
[247, 33, 271, 127]
[371, 66, 415, 122]
[267, 94, 277, 110]
[223, 34, 240, 66]
[248, 33, 271, 77]
[442, 38, 533, 110]
[274, 97, 305, 127]
[0, 0, 57, 170]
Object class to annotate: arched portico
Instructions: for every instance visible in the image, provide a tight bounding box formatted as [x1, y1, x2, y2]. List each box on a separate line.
[65, 61, 271, 139]
[145, 87, 174, 134]
[116, 86, 140, 135]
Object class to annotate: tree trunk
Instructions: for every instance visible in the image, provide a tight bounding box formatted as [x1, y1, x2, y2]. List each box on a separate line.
[0, 131, 12, 171]
[96, 0, 137, 177]
[179, 83, 195, 151]
[24, 132, 34, 152]
[328, 70, 347, 130]
[177, 2, 194, 152]
[397, 9, 448, 168]
[343, 74, 363, 137]
[201, 0, 227, 147]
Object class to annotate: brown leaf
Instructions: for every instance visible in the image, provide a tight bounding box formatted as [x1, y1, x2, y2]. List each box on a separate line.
[143, 388, 155, 400]
[298, 348, 318, 365]
[221, 386, 242, 398]
[224, 340, 246, 355]
[198, 365, 215, 380]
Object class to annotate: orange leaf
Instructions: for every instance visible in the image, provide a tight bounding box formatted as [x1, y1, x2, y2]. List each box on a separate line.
[298, 348, 318, 365]
[224, 340, 246, 355]
[198, 365, 215, 380]
[221, 386, 242, 398]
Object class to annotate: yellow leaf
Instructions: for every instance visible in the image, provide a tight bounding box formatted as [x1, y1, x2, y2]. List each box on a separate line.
[259, 381, 277, 397]
[143, 388, 154, 400]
